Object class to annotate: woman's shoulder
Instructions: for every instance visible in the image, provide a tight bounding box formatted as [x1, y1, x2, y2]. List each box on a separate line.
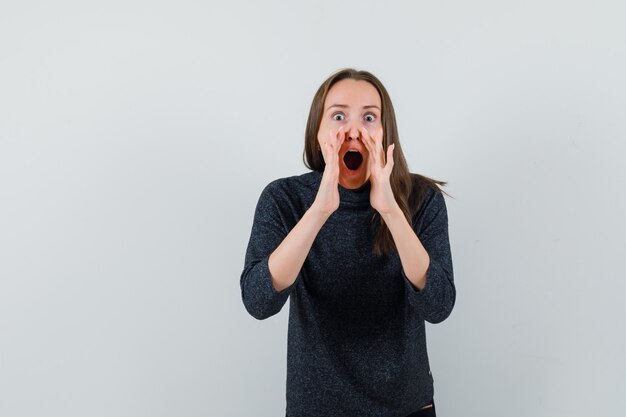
[258, 170, 321, 202]
[407, 172, 448, 219]
[265, 170, 319, 188]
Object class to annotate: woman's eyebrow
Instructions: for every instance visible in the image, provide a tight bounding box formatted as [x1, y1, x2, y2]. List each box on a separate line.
[326, 104, 381, 112]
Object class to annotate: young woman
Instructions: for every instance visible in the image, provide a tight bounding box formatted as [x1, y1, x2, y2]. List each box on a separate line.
[240, 68, 456, 417]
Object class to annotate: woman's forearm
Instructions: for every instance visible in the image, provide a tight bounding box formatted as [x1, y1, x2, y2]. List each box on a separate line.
[268, 204, 330, 292]
[382, 206, 430, 290]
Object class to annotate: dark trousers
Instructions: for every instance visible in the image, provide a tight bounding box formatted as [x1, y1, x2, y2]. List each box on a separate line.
[405, 398, 436, 417]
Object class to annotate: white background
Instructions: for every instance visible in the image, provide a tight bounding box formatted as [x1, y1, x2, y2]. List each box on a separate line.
[1, 1, 625, 416]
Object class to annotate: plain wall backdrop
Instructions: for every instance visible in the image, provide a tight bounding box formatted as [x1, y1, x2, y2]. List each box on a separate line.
[1, 1, 625, 416]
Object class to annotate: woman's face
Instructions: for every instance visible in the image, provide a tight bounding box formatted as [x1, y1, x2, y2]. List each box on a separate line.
[317, 79, 383, 189]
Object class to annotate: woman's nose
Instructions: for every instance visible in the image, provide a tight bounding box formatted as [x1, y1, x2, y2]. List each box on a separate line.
[346, 125, 361, 141]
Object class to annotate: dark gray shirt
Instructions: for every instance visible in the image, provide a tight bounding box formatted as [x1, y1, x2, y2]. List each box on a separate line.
[240, 170, 456, 417]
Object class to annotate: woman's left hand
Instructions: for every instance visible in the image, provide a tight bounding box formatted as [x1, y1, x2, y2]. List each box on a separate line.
[359, 126, 398, 215]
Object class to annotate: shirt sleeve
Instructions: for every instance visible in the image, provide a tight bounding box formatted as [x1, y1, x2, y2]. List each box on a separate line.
[402, 186, 456, 324]
[240, 182, 297, 320]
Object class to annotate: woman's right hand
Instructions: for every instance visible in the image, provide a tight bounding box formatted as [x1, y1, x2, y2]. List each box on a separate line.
[312, 126, 345, 217]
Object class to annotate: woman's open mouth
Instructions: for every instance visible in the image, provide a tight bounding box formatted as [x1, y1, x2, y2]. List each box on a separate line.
[343, 149, 364, 173]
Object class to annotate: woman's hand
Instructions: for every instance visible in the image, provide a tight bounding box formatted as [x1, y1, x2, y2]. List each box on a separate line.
[312, 126, 346, 217]
[359, 125, 398, 215]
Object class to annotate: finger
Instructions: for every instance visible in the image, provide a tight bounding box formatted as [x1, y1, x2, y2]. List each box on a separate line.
[335, 125, 344, 142]
[371, 126, 383, 159]
[327, 142, 338, 169]
[361, 126, 382, 167]
[359, 129, 381, 178]
[324, 142, 331, 167]
[326, 135, 340, 170]
[335, 126, 346, 153]
[359, 125, 374, 156]
[329, 126, 337, 147]
[359, 126, 377, 163]
[378, 133, 387, 168]
[338, 127, 346, 150]
[327, 127, 336, 144]
[386, 143, 395, 170]
[368, 126, 384, 165]
[360, 125, 372, 148]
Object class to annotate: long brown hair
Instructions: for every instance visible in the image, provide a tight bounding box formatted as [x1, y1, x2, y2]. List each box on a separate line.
[302, 68, 451, 257]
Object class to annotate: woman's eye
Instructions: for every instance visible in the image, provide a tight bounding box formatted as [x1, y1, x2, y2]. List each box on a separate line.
[332, 113, 345, 121]
[364, 114, 376, 122]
